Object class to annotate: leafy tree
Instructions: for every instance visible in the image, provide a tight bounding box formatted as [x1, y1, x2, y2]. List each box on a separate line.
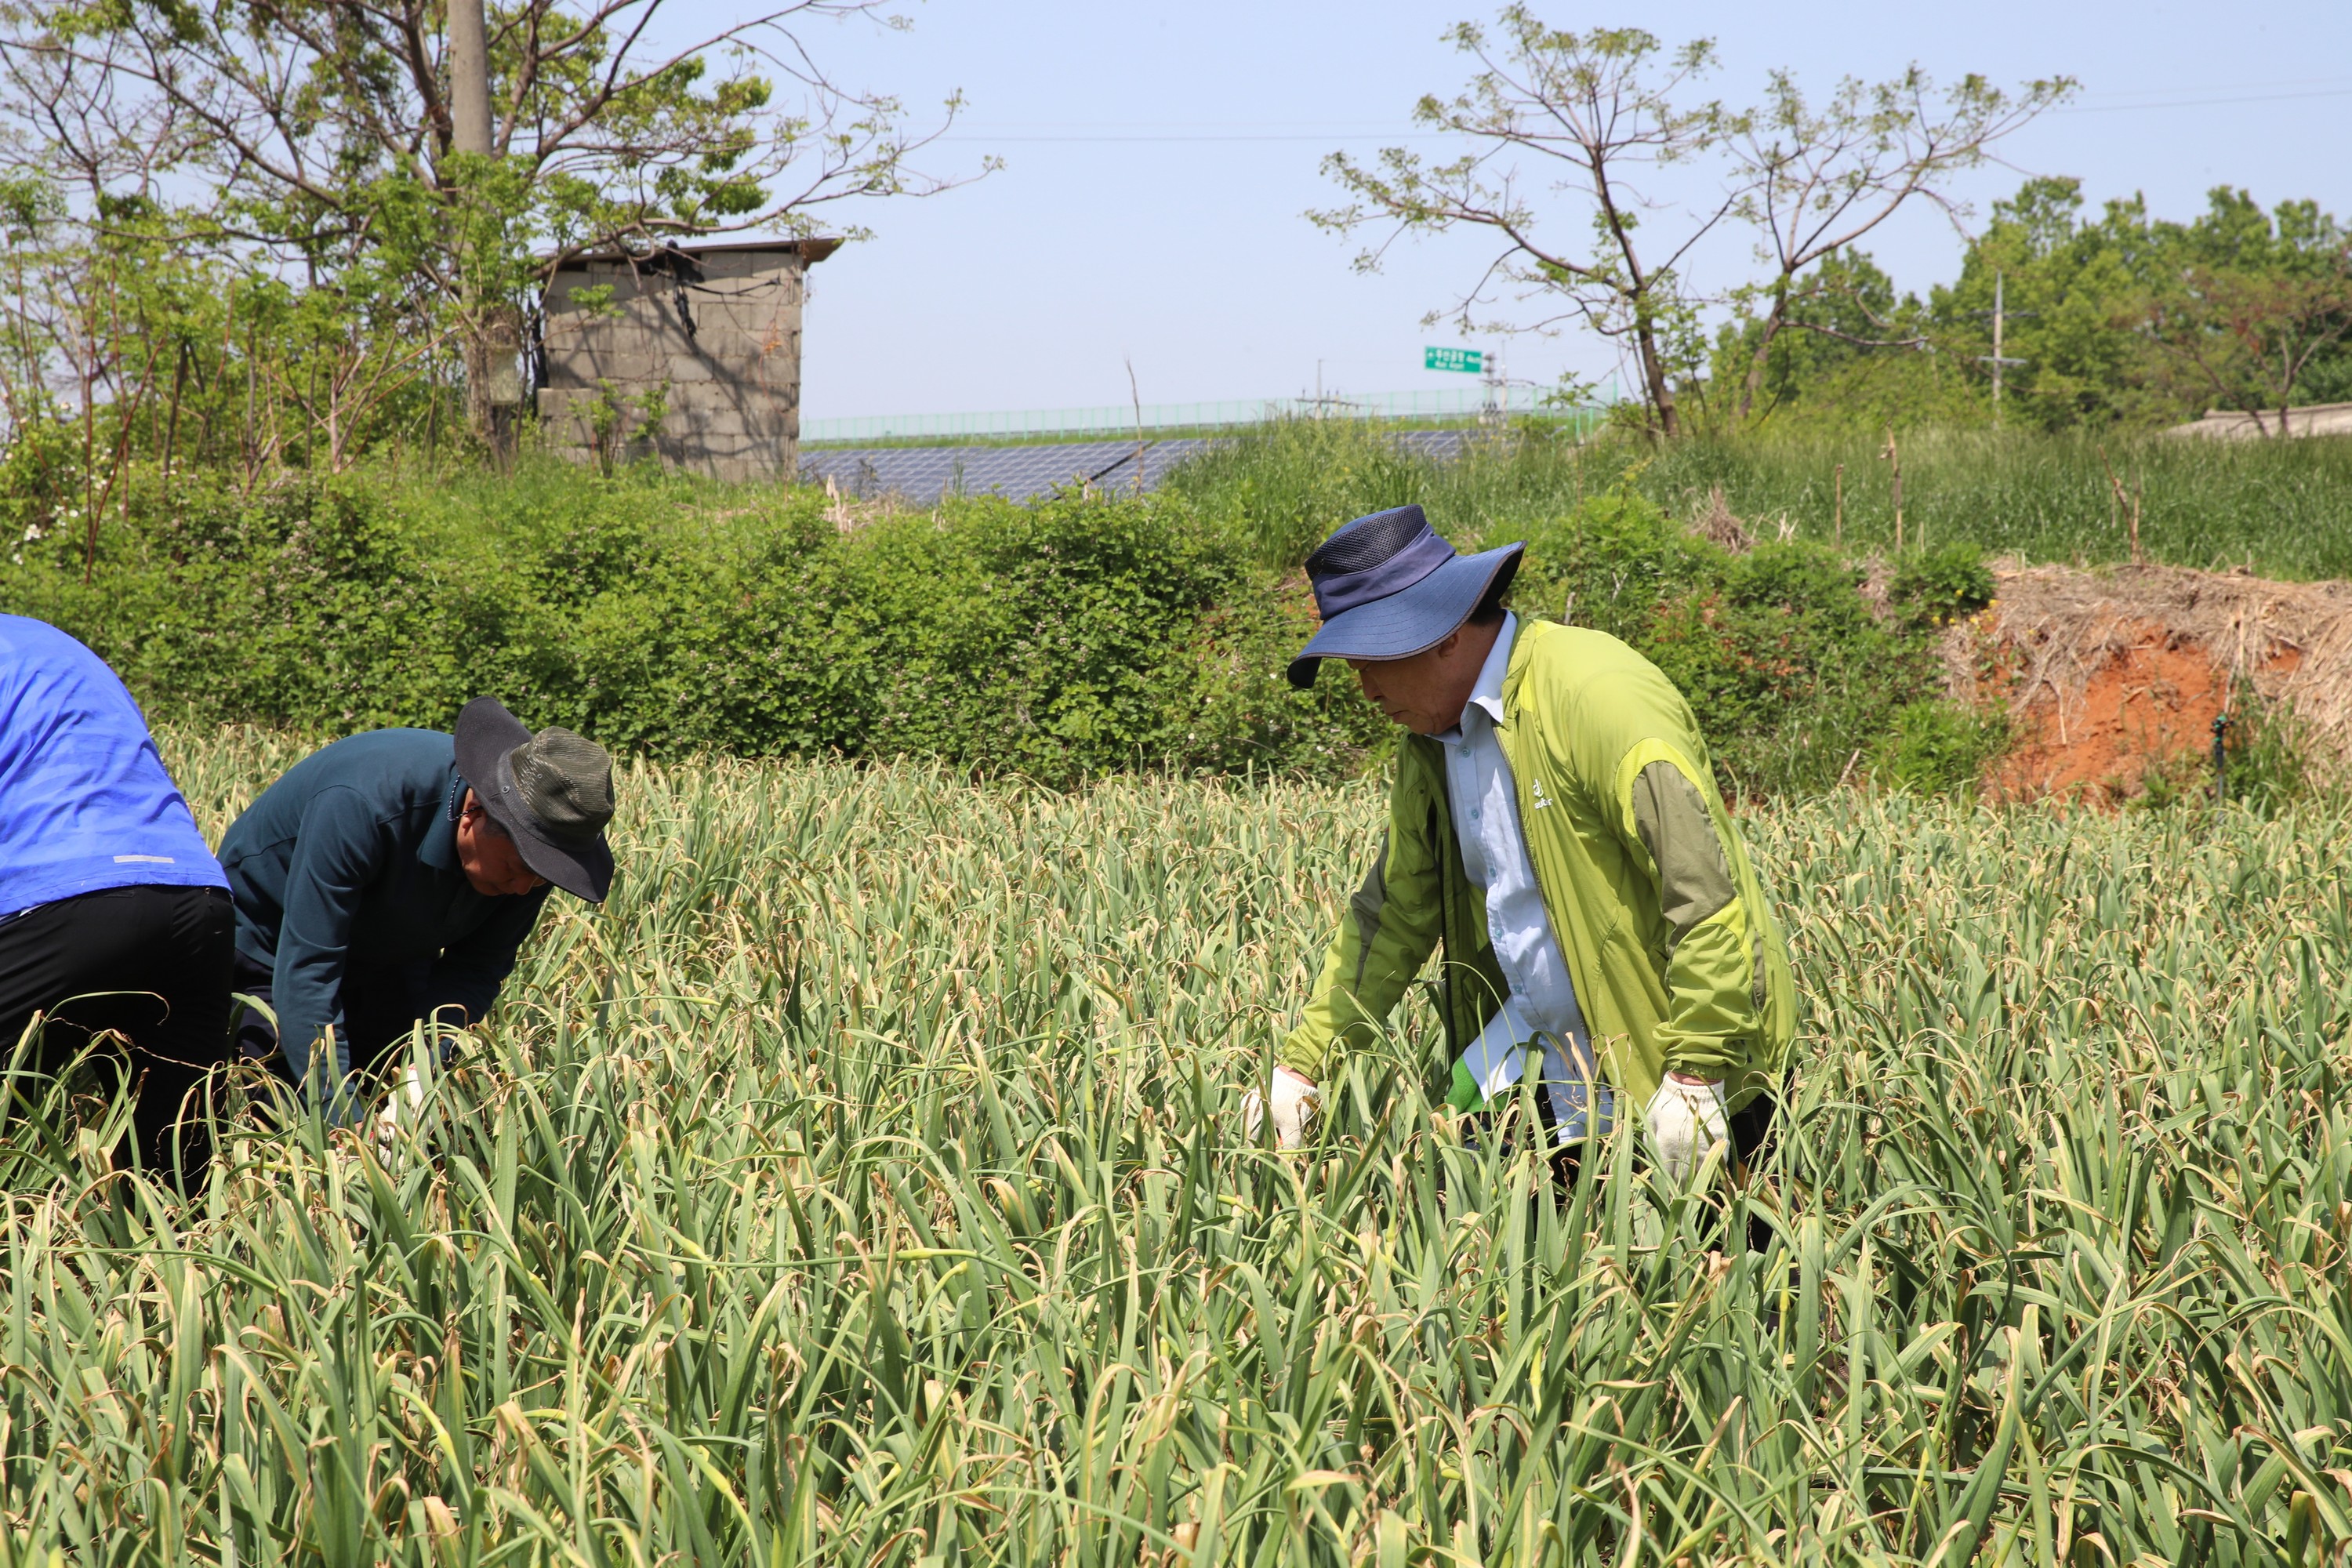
[0, 0, 976, 452]
[2136, 193, 2352, 434]
[1934, 181, 2352, 433]
[1705, 250, 1979, 432]
[1936, 180, 2186, 430]
[1711, 178, 2352, 435]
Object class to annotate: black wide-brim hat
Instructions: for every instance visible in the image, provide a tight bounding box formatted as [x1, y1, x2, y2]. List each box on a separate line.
[453, 697, 615, 902]
[1287, 504, 1524, 688]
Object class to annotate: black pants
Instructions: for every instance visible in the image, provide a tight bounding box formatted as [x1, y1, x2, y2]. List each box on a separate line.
[1475, 1090, 1782, 1253]
[232, 951, 437, 1091]
[0, 884, 235, 1180]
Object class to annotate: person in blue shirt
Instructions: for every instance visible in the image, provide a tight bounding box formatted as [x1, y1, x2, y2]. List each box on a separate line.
[219, 697, 615, 1123]
[0, 615, 234, 1179]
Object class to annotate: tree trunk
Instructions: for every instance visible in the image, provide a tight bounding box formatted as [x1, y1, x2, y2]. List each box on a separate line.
[463, 314, 521, 461]
[1738, 283, 1789, 423]
[1634, 319, 1680, 440]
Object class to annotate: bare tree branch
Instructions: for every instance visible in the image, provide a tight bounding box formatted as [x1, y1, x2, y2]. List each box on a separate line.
[1721, 64, 2074, 419]
[1312, 11, 1727, 437]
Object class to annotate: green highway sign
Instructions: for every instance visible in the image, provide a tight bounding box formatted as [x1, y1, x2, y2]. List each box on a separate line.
[1425, 346, 1484, 374]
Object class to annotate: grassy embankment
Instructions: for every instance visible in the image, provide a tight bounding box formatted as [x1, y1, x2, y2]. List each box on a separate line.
[1163, 419, 2352, 579]
[799, 412, 2352, 580]
[2, 731, 2347, 1563]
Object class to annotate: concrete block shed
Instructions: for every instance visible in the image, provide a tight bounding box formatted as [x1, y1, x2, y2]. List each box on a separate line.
[535, 238, 840, 482]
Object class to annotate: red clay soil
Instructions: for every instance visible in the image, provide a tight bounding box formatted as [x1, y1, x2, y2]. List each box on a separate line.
[1989, 625, 2302, 804]
[1965, 561, 2352, 804]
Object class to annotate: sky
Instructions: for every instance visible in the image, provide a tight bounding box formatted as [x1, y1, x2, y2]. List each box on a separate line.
[744, 0, 2352, 425]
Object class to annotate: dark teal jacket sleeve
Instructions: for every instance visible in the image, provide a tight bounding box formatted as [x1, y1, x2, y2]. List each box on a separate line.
[420, 887, 550, 1038]
[270, 785, 387, 1098]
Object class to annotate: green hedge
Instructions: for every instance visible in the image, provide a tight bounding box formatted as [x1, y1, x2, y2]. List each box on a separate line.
[1, 463, 1966, 792]
[1505, 492, 1972, 793]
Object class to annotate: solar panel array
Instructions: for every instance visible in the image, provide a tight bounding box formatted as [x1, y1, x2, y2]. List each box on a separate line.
[797, 441, 1134, 506]
[798, 429, 1478, 506]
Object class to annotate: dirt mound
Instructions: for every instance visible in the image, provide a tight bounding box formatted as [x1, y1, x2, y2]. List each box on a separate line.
[1954, 562, 2352, 801]
[1987, 629, 2252, 801]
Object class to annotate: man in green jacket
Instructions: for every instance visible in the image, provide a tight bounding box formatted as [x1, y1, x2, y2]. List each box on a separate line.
[1247, 505, 1795, 1186]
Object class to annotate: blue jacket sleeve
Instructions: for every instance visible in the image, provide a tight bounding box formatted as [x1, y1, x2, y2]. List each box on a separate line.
[419, 887, 549, 1044]
[272, 786, 386, 1108]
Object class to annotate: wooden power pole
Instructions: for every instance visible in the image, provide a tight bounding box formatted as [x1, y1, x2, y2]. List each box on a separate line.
[1991, 271, 2005, 408]
[1976, 270, 2027, 426]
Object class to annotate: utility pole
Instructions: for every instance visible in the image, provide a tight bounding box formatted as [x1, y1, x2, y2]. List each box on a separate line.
[1991, 271, 2005, 408]
[1976, 270, 2027, 426]
[448, 0, 519, 459]
[449, 0, 492, 156]
[1305, 361, 1356, 420]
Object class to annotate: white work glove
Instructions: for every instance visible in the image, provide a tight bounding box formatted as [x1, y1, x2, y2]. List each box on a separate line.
[1644, 1076, 1730, 1184]
[372, 1064, 427, 1156]
[1242, 1065, 1320, 1149]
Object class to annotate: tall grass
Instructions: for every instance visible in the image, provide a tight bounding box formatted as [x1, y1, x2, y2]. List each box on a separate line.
[3, 732, 2350, 1563]
[1643, 428, 2352, 578]
[1162, 419, 2352, 577]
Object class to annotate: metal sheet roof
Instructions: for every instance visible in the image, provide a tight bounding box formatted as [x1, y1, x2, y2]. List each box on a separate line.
[550, 237, 842, 270]
[2163, 401, 2352, 441]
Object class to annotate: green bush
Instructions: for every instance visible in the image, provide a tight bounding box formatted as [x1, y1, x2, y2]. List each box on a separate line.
[1888, 543, 1997, 627]
[1873, 700, 2009, 795]
[0, 465, 1394, 786]
[1507, 489, 1947, 794]
[0, 459, 1973, 793]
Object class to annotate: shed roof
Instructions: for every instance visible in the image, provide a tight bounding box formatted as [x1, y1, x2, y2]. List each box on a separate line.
[550, 236, 842, 270]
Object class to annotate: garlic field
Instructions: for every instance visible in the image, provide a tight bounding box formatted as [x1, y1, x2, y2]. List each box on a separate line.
[3, 732, 2348, 1566]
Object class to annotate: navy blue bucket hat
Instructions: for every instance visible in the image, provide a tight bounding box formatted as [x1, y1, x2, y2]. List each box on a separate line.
[1287, 505, 1524, 688]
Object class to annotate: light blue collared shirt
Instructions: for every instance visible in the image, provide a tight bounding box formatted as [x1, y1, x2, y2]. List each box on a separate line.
[1435, 614, 1613, 1142]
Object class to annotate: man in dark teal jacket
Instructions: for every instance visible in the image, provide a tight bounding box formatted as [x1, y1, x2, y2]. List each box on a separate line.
[219, 698, 615, 1121]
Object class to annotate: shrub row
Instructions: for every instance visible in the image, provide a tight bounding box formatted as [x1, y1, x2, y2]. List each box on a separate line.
[1, 462, 1980, 792]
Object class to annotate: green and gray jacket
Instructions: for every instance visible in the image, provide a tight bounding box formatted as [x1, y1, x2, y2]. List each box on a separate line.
[1280, 619, 1796, 1114]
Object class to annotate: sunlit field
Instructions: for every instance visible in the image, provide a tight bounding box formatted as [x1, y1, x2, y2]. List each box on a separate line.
[3, 729, 2348, 1565]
